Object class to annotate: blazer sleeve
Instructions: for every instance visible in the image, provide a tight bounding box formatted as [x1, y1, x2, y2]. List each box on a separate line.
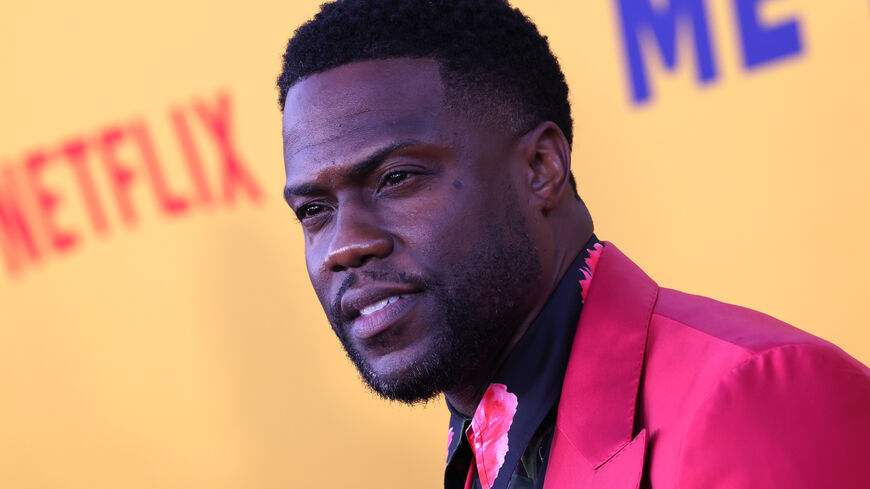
[675, 343, 870, 489]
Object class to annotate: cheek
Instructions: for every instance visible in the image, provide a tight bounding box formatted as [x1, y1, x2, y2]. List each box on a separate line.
[304, 226, 336, 277]
[403, 203, 488, 273]
[304, 247, 331, 307]
[304, 247, 318, 283]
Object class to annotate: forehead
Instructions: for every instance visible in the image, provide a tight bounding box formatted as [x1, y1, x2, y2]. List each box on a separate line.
[282, 58, 448, 178]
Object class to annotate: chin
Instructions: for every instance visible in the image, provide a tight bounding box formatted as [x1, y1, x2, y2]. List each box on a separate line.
[365, 337, 431, 379]
[357, 339, 449, 404]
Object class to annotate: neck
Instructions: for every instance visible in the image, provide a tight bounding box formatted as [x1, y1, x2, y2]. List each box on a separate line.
[444, 203, 593, 417]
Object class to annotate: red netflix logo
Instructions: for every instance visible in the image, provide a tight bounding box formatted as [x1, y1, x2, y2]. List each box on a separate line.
[0, 90, 263, 278]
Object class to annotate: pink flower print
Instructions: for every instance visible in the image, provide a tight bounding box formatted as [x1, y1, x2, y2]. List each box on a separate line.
[579, 242, 604, 302]
[446, 427, 454, 462]
[467, 383, 518, 489]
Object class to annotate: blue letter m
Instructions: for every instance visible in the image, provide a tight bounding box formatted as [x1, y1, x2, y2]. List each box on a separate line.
[617, 0, 718, 103]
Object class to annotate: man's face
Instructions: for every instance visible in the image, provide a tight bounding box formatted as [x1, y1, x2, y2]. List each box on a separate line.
[282, 58, 542, 403]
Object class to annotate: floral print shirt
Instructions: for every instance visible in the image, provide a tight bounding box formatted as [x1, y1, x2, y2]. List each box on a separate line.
[444, 237, 604, 489]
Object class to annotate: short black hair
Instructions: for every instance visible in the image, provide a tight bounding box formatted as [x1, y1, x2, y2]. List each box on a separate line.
[277, 0, 578, 195]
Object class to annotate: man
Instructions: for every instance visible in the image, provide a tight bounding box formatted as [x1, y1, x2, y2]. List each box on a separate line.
[277, 1, 870, 488]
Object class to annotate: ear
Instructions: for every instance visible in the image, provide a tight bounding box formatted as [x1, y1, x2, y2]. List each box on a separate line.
[515, 121, 573, 214]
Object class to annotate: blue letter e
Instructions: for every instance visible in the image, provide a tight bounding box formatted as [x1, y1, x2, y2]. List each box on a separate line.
[735, 0, 803, 69]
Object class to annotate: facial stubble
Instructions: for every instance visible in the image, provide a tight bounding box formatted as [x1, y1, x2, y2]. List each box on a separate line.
[326, 193, 542, 404]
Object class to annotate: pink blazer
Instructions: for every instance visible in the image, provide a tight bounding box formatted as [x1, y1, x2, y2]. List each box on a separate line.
[544, 243, 870, 489]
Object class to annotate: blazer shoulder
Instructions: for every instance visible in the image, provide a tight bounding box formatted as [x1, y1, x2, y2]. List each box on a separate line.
[652, 287, 837, 354]
[638, 287, 870, 488]
[675, 342, 870, 489]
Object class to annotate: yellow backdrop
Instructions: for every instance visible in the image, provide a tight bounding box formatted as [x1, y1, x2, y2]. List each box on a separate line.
[1, 1, 868, 488]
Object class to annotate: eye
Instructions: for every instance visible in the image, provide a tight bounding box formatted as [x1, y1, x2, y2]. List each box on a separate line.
[295, 203, 328, 221]
[379, 170, 410, 190]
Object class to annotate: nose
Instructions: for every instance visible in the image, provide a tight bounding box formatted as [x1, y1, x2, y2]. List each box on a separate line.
[322, 204, 393, 272]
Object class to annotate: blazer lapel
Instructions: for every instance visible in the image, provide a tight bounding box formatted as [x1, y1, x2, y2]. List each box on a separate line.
[544, 243, 658, 489]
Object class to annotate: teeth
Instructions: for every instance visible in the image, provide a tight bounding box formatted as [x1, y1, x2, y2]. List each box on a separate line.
[360, 295, 406, 317]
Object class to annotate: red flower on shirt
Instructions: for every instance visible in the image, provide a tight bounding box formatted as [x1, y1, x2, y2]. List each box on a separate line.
[579, 242, 604, 302]
[467, 383, 518, 489]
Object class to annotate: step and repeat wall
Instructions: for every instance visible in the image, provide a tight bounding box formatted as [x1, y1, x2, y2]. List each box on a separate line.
[1, 1, 868, 488]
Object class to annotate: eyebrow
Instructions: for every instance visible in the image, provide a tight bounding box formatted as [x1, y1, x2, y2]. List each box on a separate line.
[283, 138, 423, 203]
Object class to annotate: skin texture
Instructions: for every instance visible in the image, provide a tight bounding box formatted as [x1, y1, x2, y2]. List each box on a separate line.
[282, 58, 593, 416]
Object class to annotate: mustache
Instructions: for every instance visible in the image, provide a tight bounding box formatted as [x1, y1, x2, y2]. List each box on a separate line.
[328, 269, 433, 324]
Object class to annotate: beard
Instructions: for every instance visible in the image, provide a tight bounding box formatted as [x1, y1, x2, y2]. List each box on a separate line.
[324, 194, 542, 404]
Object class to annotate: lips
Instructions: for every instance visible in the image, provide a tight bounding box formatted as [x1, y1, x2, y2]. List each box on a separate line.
[340, 285, 422, 340]
[359, 294, 413, 316]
